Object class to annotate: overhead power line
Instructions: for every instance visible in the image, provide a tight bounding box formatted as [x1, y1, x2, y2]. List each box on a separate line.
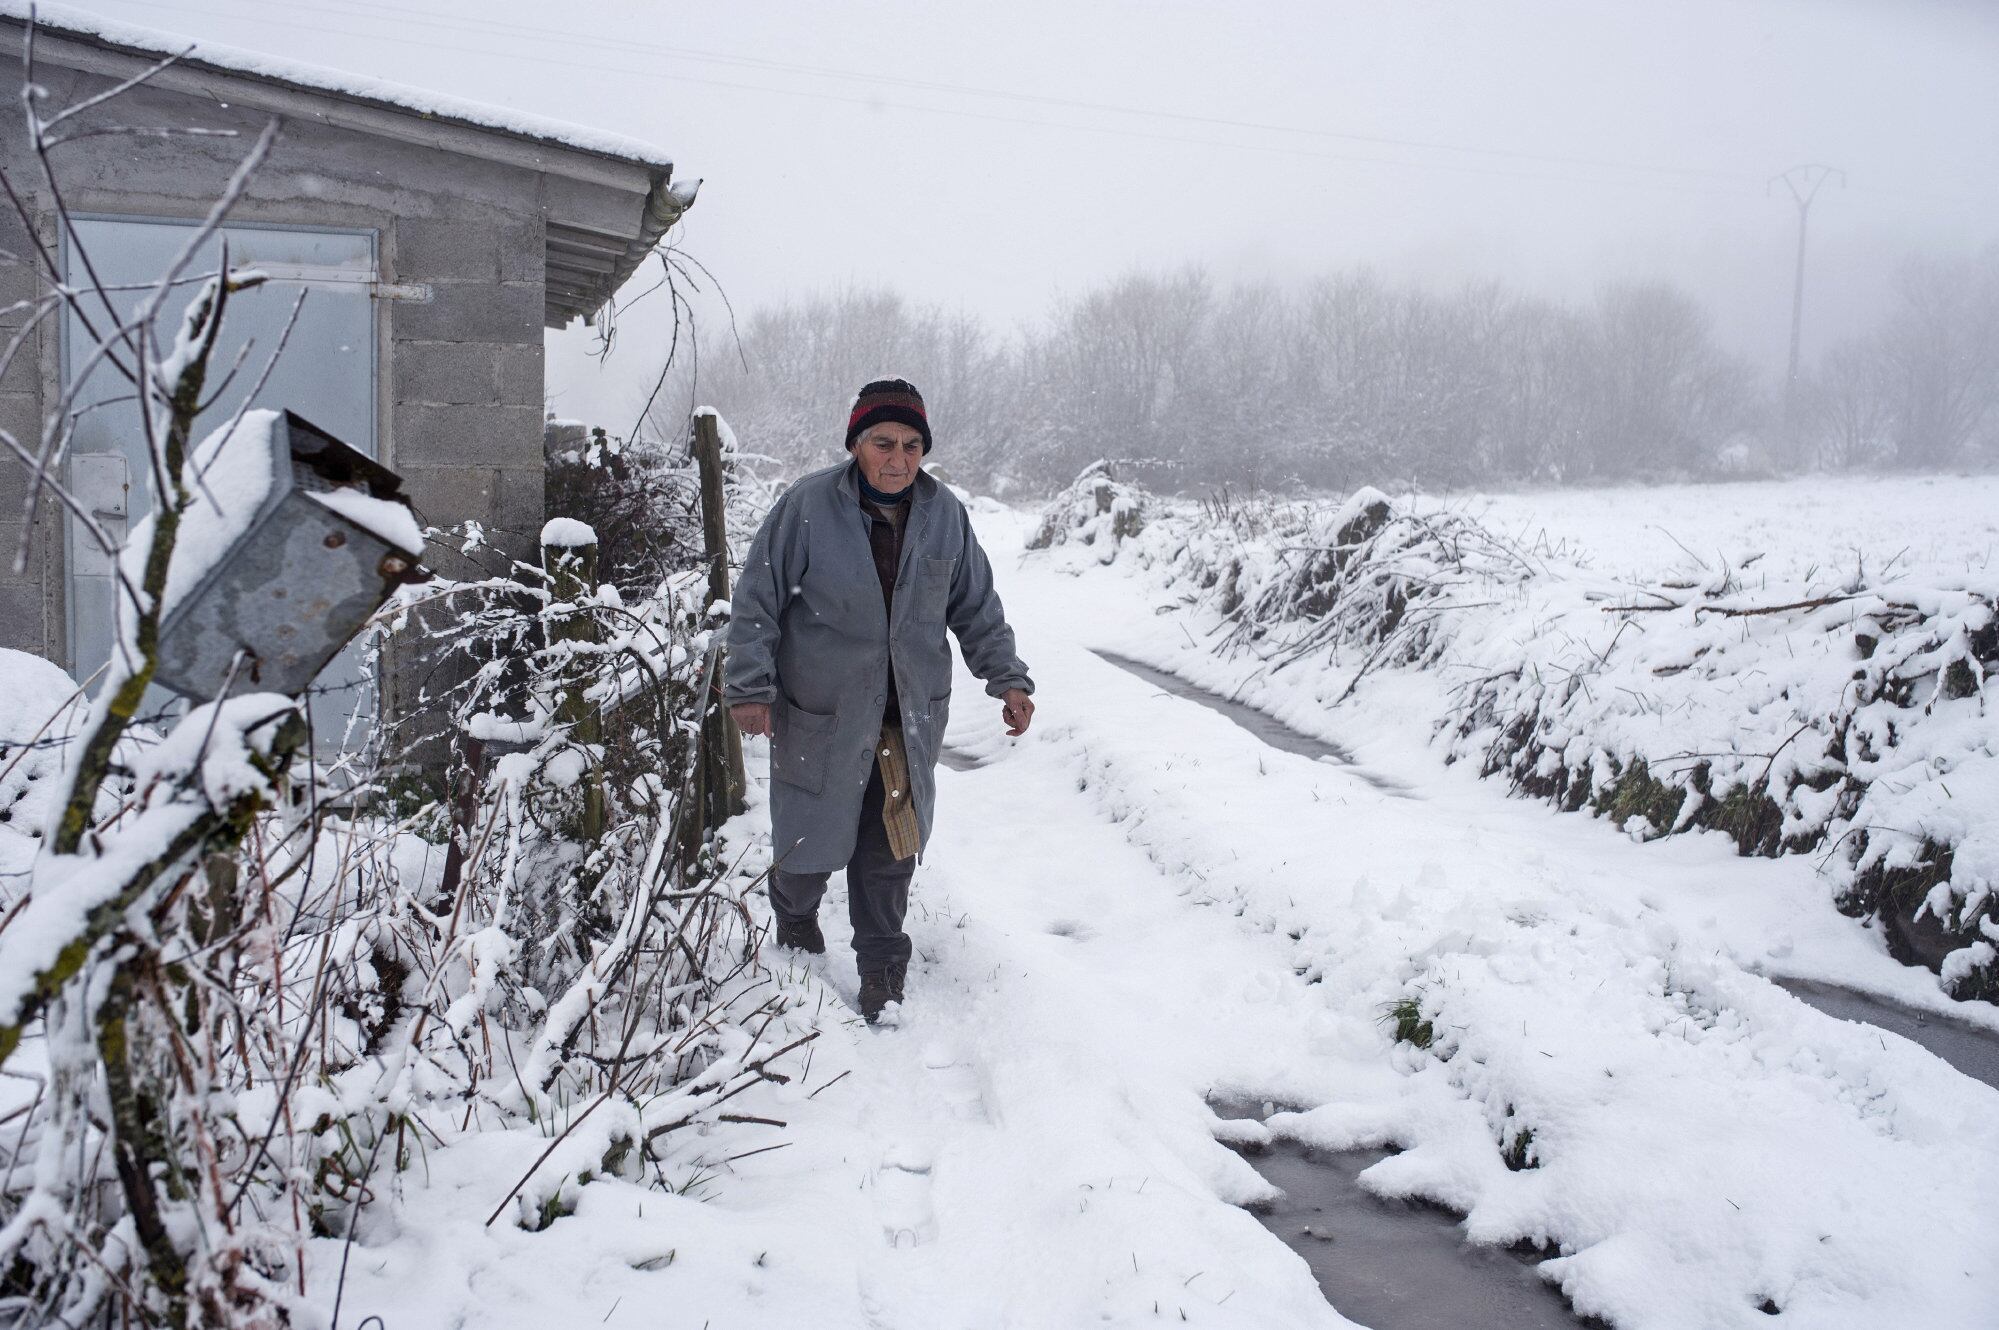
[89, 0, 1773, 197]
[217, 0, 1766, 186]
[89, 0, 1980, 207]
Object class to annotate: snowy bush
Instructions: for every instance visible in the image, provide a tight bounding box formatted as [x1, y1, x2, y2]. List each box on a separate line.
[1025, 460, 1147, 558]
[0, 499, 812, 1327]
[1047, 478, 1999, 1001]
[0, 45, 801, 1323]
[1446, 572, 1999, 1001]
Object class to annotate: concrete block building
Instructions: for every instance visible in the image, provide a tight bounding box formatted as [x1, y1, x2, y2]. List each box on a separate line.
[0, 5, 693, 721]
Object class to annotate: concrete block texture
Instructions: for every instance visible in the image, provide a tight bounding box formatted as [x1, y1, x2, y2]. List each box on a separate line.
[0, 255, 42, 324]
[396, 462, 537, 580]
[397, 461, 496, 529]
[393, 342, 493, 406]
[0, 391, 39, 472]
[392, 341, 544, 409]
[493, 465, 545, 541]
[34, 71, 546, 222]
[391, 281, 541, 344]
[0, 332, 38, 394]
[0, 441, 35, 511]
[393, 403, 542, 468]
[394, 217, 501, 283]
[0, 564, 44, 655]
[496, 343, 543, 408]
[396, 463, 497, 583]
[498, 218, 544, 283]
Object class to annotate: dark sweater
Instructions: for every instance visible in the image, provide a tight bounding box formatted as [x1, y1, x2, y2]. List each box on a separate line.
[862, 490, 910, 723]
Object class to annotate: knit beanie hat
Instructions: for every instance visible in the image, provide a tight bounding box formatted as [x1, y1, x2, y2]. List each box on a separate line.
[845, 377, 932, 454]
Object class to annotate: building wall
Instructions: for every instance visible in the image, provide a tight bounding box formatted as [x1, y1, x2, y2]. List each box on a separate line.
[0, 189, 54, 658]
[0, 58, 552, 671]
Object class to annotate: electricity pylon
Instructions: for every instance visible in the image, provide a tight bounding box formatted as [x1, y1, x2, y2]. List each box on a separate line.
[1771, 163, 1846, 445]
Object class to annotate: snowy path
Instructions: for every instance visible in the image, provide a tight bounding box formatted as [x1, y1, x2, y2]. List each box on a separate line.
[770, 685, 1357, 1328]
[361, 510, 1999, 1330]
[787, 510, 1998, 1330]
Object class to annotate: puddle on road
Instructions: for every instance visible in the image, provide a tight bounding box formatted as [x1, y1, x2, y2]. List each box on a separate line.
[1218, 979, 1999, 1330]
[1089, 649, 1416, 797]
[1778, 977, 1999, 1091]
[1216, 1104, 1597, 1330]
[1215, 989, 1999, 1330]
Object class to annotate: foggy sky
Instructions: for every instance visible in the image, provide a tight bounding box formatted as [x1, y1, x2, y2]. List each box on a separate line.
[76, 0, 1999, 434]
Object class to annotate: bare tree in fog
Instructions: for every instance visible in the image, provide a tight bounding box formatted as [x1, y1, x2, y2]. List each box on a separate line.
[1877, 253, 1999, 468]
[1804, 342, 1897, 470]
[1031, 267, 1211, 485]
[1802, 249, 1999, 471]
[647, 287, 1013, 475]
[1584, 283, 1762, 479]
[651, 248, 1999, 496]
[1190, 280, 1291, 491]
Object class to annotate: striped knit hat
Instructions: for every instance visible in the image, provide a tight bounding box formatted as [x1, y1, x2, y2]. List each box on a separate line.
[845, 377, 932, 454]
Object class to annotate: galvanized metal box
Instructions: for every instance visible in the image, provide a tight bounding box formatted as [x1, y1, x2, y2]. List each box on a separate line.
[154, 411, 425, 703]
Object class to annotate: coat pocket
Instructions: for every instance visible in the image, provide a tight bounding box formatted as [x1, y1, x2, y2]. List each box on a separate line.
[904, 690, 950, 771]
[913, 556, 956, 620]
[772, 701, 838, 795]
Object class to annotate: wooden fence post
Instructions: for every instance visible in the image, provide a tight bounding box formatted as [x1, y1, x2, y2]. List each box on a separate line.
[692, 412, 747, 835]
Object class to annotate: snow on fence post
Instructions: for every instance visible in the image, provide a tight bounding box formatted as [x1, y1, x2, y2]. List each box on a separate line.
[541, 518, 606, 844]
[691, 411, 746, 845]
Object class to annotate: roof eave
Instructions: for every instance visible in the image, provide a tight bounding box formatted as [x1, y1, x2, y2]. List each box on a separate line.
[544, 174, 700, 329]
[0, 20, 669, 194]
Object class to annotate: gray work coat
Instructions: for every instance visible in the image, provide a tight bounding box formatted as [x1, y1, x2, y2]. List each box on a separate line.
[723, 460, 1033, 874]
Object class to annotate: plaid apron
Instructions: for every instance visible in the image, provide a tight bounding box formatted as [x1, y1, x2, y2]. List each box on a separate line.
[874, 724, 922, 862]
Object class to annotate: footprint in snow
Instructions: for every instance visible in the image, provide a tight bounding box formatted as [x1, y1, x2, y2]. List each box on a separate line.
[873, 1140, 940, 1249]
[923, 1039, 990, 1123]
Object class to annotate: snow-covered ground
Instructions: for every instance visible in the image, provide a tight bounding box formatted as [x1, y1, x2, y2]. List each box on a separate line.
[1462, 473, 1999, 585]
[316, 490, 1999, 1330]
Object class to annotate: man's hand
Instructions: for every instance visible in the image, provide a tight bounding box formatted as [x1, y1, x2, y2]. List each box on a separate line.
[1001, 688, 1035, 737]
[730, 701, 773, 737]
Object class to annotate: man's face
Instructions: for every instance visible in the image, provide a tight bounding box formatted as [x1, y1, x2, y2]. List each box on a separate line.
[850, 422, 924, 495]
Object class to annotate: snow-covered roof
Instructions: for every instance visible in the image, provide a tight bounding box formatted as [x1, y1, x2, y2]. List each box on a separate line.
[0, 3, 700, 325]
[0, 1, 675, 170]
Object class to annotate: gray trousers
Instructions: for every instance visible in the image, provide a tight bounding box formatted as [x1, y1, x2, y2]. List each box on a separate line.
[771, 763, 915, 972]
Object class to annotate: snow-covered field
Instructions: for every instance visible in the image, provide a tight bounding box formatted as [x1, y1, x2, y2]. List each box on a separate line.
[1462, 473, 1999, 585]
[310, 484, 1999, 1330]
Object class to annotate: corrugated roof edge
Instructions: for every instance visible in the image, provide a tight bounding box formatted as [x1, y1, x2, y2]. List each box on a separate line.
[0, 0, 676, 171]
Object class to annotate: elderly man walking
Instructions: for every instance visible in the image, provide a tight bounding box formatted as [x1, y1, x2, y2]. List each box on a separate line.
[724, 378, 1035, 1023]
